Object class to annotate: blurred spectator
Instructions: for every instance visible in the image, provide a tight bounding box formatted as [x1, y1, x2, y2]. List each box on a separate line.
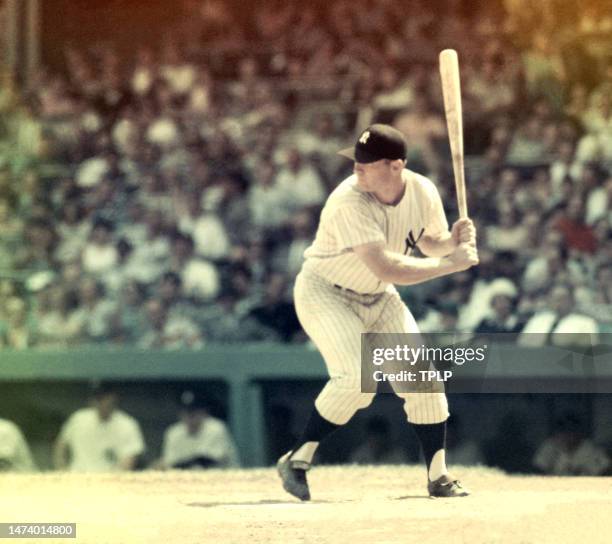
[276, 148, 326, 212]
[138, 298, 203, 350]
[519, 284, 599, 347]
[191, 200, 231, 261]
[465, 53, 516, 118]
[521, 235, 566, 294]
[0, 194, 22, 240]
[73, 278, 117, 343]
[112, 280, 147, 344]
[549, 141, 582, 193]
[475, 293, 523, 336]
[159, 390, 239, 469]
[553, 196, 597, 254]
[506, 117, 549, 165]
[584, 265, 612, 332]
[0, 418, 36, 472]
[393, 94, 446, 176]
[457, 250, 518, 332]
[418, 300, 460, 338]
[35, 285, 83, 348]
[125, 210, 171, 284]
[54, 382, 145, 472]
[54, 201, 90, 264]
[485, 206, 530, 252]
[200, 290, 279, 343]
[248, 273, 301, 342]
[15, 219, 57, 271]
[169, 232, 220, 301]
[584, 170, 611, 226]
[284, 210, 315, 278]
[81, 218, 118, 276]
[533, 413, 610, 475]
[248, 161, 290, 234]
[349, 415, 407, 465]
[0, 297, 33, 349]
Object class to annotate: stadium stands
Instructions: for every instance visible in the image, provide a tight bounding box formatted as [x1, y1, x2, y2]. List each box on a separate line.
[0, 0, 610, 348]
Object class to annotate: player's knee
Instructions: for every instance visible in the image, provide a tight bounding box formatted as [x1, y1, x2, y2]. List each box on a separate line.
[401, 393, 449, 424]
[354, 392, 375, 410]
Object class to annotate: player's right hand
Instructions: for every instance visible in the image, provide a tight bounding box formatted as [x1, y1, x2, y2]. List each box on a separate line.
[447, 243, 479, 271]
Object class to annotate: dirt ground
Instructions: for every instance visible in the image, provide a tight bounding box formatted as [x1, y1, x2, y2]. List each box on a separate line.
[1, 466, 611, 544]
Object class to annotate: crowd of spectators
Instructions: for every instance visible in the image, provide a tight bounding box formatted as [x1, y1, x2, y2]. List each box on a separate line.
[0, 0, 610, 348]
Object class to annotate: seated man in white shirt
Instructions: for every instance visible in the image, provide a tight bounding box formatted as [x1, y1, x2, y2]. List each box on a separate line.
[0, 418, 37, 472]
[518, 284, 599, 347]
[53, 382, 145, 472]
[160, 391, 239, 469]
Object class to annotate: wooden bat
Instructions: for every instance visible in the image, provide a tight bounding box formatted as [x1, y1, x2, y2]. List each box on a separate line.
[439, 49, 468, 219]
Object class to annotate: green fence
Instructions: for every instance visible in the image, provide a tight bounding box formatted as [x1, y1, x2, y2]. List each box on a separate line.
[1, 344, 610, 466]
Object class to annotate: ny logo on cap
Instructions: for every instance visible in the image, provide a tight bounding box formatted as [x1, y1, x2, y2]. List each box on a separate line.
[359, 131, 370, 144]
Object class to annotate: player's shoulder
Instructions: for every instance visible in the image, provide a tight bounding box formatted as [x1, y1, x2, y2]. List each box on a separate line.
[326, 174, 375, 211]
[0, 418, 21, 435]
[112, 409, 141, 428]
[70, 407, 95, 422]
[405, 169, 440, 197]
[204, 416, 229, 434]
[164, 421, 185, 439]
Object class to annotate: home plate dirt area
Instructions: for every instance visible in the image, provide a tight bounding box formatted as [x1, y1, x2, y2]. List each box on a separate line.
[2, 466, 611, 544]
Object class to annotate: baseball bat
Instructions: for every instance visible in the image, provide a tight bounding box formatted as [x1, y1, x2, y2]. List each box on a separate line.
[439, 49, 468, 219]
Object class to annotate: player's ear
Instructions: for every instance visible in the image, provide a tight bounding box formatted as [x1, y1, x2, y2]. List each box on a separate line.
[391, 159, 404, 172]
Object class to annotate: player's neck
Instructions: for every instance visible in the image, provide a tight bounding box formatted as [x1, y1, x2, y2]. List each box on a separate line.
[372, 173, 406, 206]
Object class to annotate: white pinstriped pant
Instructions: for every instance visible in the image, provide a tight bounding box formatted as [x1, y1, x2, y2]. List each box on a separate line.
[294, 270, 449, 425]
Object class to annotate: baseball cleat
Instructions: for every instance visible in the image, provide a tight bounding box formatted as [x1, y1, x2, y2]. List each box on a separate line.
[277, 451, 311, 501]
[428, 474, 470, 497]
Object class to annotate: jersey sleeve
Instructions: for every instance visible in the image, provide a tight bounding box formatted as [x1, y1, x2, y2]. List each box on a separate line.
[161, 427, 178, 467]
[117, 418, 145, 460]
[14, 429, 36, 472]
[331, 204, 385, 251]
[425, 185, 449, 238]
[58, 414, 76, 445]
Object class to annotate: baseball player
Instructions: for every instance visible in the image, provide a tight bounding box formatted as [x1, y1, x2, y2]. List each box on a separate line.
[277, 124, 478, 500]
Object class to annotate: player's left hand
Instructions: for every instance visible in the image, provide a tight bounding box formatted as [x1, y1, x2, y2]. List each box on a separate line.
[451, 218, 476, 247]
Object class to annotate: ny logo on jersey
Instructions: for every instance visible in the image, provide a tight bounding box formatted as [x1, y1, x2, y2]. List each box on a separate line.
[404, 228, 425, 254]
[359, 131, 371, 144]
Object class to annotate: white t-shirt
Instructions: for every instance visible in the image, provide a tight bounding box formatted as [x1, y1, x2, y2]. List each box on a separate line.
[0, 419, 36, 472]
[162, 417, 239, 469]
[59, 408, 145, 472]
[276, 164, 327, 211]
[302, 169, 449, 294]
[518, 311, 599, 347]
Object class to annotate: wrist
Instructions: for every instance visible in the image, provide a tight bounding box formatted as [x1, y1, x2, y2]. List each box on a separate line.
[440, 256, 460, 273]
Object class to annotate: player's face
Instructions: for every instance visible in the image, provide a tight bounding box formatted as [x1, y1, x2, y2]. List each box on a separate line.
[94, 393, 117, 421]
[182, 409, 205, 435]
[353, 160, 394, 191]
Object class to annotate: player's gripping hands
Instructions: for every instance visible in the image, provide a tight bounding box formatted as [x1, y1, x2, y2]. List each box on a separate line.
[446, 243, 479, 271]
[451, 218, 477, 246]
[448, 218, 478, 271]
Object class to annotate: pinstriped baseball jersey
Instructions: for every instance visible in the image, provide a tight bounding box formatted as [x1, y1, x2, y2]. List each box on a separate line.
[302, 168, 449, 294]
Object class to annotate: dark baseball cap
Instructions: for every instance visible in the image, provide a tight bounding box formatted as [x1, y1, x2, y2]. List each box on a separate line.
[179, 390, 209, 411]
[89, 380, 118, 398]
[338, 124, 407, 164]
